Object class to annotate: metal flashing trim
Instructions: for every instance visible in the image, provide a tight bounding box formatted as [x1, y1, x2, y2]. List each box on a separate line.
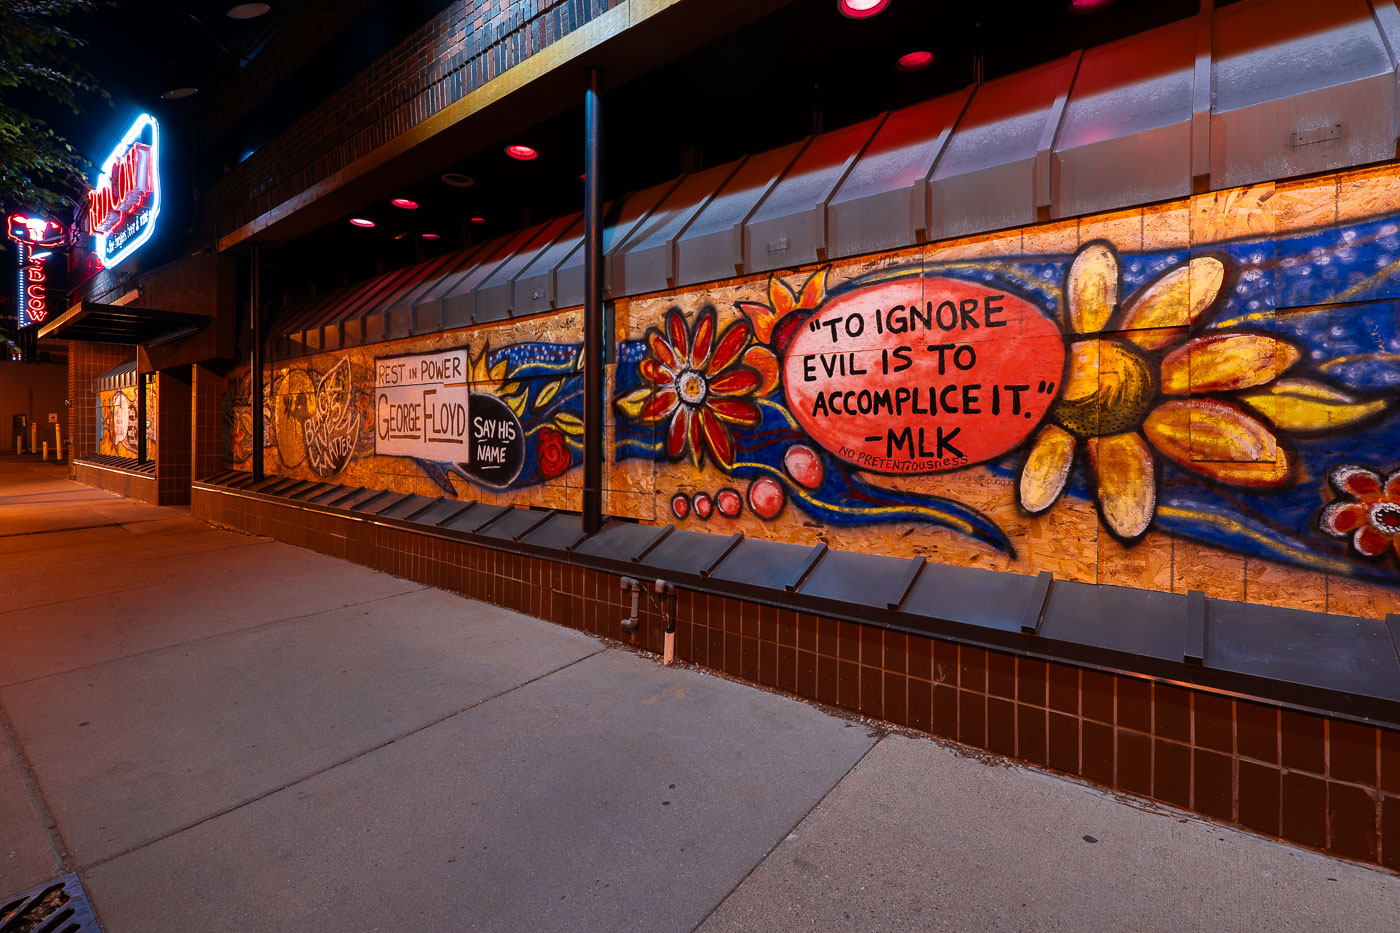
[1185, 589, 1208, 664]
[888, 558, 926, 611]
[193, 474, 1400, 727]
[1020, 571, 1054, 635]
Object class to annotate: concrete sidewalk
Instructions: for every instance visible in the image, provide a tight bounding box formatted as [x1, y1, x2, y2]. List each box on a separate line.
[2, 455, 1397, 932]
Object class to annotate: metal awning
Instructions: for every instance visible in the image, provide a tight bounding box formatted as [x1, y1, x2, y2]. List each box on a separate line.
[96, 359, 138, 392]
[40, 301, 208, 345]
[270, 0, 1400, 359]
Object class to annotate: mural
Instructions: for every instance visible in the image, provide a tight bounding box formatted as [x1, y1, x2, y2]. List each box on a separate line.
[224, 313, 586, 503]
[231, 167, 1400, 618]
[96, 382, 156, 460]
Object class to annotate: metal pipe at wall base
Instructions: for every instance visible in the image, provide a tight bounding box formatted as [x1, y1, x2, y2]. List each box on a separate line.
[582, 67, 603, 534]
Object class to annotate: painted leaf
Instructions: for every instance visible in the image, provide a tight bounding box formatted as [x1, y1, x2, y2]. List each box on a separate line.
[1019, 423, 1075, 513]
[1160, 334, 1299, 394]
[1087, 431, 1156, 539]
[1142, 399, 1290, 486]
[1237, 378, 1388, 432]
[614, 386, 653, 421]
[535, 378, 564, 409]
[554, 412, 585, 435]
[1066, 243, 1118, 334]
[506, 392, 527, 416]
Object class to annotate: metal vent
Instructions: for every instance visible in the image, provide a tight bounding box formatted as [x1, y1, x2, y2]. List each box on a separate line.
[0, 873, 101, 933]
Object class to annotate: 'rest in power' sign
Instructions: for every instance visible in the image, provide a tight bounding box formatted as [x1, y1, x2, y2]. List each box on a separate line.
[374, 349, 471, 461]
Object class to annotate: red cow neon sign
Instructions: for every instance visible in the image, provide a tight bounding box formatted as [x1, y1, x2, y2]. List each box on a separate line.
[85, 113, 161, 268]
[5, 214, 62, 328]
[7, 215, 65, 248]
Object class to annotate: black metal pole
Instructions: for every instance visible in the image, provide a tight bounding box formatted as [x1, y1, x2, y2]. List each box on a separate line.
[137, 372, 147, 463]
[582, 67, 604, 533]
[251, 242, 264, 482]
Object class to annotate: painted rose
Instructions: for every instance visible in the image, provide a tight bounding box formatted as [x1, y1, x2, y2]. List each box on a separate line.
[537, 426, 571, 479]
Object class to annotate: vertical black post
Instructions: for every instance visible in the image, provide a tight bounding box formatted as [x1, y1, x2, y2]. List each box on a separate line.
[251, 242, 265, 482]
[136, 372, 148, 463]
[582, 67, 604, 533]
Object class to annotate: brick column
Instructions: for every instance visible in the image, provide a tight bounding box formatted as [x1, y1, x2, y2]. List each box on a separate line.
[191, 364, 226, 481]
[155, 367, 192, 505]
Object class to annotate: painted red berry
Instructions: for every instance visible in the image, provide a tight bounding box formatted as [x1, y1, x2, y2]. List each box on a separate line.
[693, 492, 713, 520]
[672, 494, 690, 520]
[783, 443, 824, 489]
[716, 488, 742, 518]
[747, 477, 785, 519]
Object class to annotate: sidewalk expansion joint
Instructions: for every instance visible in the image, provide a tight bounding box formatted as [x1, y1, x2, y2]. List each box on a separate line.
[0, 694, 73, 873]
[687, 734, 886, 933]
[0, 585, 431, 689]
[79, 646, 611, 874]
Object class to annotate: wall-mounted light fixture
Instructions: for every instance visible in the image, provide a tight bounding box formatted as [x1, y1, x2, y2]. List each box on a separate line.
[838, 0, 888, 19]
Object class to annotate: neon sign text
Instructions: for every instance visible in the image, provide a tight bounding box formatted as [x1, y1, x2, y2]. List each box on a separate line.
[6, 213, 63, 328]
[86, 113, 160, 268]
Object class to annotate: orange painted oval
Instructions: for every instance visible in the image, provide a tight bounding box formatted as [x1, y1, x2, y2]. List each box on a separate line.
[782, 275, 1066, 473]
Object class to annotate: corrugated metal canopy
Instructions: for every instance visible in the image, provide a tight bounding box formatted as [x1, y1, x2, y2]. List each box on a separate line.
[96, 359, 137, 392]
[273, 0, 1400, 356]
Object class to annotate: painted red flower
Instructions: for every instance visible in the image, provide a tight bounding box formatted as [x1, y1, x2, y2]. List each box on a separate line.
[537, 426, 572, 479]
[615, 307, 763, 471]
[1320, 465, 1400, 559]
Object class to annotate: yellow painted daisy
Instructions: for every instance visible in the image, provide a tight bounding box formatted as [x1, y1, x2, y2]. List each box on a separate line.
[1019, 243, 1300, 540]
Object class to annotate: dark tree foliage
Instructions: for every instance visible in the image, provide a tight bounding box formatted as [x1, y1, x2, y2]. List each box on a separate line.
[0, 0, 109, 216]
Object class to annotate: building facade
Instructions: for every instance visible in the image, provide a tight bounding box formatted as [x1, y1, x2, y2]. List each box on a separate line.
[47, 0, 1400, 869]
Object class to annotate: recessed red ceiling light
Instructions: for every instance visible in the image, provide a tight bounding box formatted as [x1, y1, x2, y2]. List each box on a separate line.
[896, 50, 935, 72]
[421, 233, 441, 239]
[505, 144, 538, 161]
[390, 198, 419, 209]
[471, 216, 486, 224]
[1068, 0, 1115, 11]
[349, 218, 375, 228]
[838, 0, 888, 18]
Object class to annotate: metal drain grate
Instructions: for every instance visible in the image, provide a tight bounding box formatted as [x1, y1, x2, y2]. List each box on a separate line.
[0, 873, 100, 933]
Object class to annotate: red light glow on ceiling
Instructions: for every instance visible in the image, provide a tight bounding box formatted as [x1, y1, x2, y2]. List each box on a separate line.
[838, 0, 888, 18]
[390, 198, 419, 209]
[421, 233, 441, 239]
[505, 144, 539, 161]
[897, 50, 934, 71]
[349, 218, 375, 228]
[471, 216, 486, 224]
[1069, 0, 1115, 11]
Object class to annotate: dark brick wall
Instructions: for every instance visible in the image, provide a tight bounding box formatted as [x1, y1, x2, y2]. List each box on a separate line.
[203, 0, 617, 238]
[67, 342, 135, 463]
[156, 369, 193, 506]
[192, 485, 1400, 872]
[191, 365, 226, 482]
